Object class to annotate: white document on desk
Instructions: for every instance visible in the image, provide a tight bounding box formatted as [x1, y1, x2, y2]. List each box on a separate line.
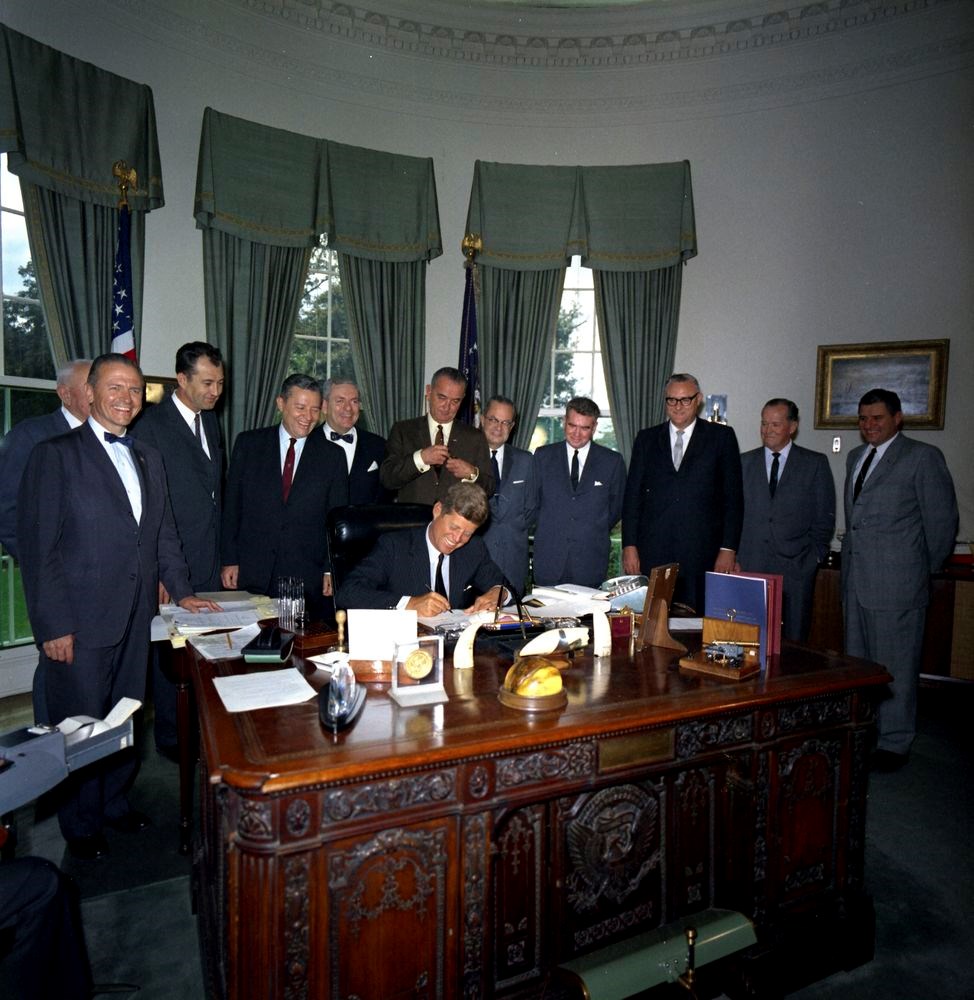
[169, 609, 262, 633]
[189, 623, 261, 660]
[347, 609, 417, 661]
[212, 667, 317, 713]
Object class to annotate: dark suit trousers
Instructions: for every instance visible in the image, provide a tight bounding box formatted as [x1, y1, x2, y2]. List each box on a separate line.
[39, 598, 151, 840]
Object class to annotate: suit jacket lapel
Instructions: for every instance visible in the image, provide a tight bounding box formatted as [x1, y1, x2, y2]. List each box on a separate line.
[82, 424, 137, 518]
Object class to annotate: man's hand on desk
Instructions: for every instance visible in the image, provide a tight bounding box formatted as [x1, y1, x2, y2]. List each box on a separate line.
[322, 572, 333, 597]
[43, 634, 74, 664]
[466, 585, 505, 614]
[713, 549, 736, 574]
[158, 583, 171, 605]
[622, 545, 641, 575]
[406, 592, 451, 617]
[221, 565, 239, 589]
[178, 596, 224, 613]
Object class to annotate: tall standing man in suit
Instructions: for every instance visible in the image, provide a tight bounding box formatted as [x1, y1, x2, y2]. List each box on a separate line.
[481, 395, 539, 596]
[337, 482, 504, 614]
[17, 353, 218, 860]
[380, 367, 494, 505]
[842, 388, 957, 770]
[533, 397, 626, 588]
[130, 341, 225, 756]
[221, 373, 348, 620]
[737, 398, 835, 642]
[320, 377, 389, 504]
[0, 358, 90, 558]
[622, 373, 743, 610]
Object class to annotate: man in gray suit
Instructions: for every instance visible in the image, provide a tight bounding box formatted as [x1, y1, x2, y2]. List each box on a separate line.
[533, 397, 626, 588]
[842, 388, 957, 770]
[737, 398, 835, 642]
[0, 358, 90, 558]
[481, 395, 538, 597]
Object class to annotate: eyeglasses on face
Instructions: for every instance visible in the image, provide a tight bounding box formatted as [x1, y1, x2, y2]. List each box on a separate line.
[664, 392, 699, 408]
[484, 416, 514, 427]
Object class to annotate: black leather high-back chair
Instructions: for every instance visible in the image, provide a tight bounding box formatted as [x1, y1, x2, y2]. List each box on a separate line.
[326, 503, 433, 596]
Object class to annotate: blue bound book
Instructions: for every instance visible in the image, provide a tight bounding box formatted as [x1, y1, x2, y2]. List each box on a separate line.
[704, 572, 769, 668]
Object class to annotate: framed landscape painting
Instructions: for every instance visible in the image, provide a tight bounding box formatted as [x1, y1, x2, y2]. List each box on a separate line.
[814, 339, 949, 429]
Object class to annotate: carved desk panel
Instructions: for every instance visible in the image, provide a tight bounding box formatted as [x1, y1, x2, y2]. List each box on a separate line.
[192, 642, 888, 999]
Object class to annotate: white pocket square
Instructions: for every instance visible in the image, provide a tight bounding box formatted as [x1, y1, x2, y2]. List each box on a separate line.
[513, 479, 525, 484]
[594, 480, 604, 487]
[367, 460, 379, 472]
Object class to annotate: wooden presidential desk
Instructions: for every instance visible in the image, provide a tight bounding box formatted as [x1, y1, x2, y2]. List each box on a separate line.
[191, 638, 890, 1000]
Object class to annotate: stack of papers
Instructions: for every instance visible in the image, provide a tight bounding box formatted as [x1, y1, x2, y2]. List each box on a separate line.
[189, 623, 262, 661]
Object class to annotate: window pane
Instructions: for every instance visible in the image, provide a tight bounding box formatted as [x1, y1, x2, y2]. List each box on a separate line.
[3, 296, 54, 380]
[0, 154, 24, 213]
[2, 210, 31, 293]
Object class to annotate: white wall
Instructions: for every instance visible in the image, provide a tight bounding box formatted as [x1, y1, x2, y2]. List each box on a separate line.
[2, 0, 971, 539]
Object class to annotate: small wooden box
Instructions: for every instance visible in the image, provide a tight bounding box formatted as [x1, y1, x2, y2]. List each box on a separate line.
[679, 618, 761, 681]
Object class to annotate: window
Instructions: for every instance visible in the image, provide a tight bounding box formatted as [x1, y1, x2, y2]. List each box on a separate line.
[288, 237, 355, 385]
[530, 258, 616, 452]
[1, 154, 58, 648]
[530, 258, 622, 578]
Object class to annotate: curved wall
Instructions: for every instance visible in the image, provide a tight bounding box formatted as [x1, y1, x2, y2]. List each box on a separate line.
[2, 0, 972, 535]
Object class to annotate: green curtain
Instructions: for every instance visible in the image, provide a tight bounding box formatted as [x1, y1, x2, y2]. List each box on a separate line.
[195, 108, 441, 438]
[339, 254, 425, 433]
[203, 229, 312, 445]
[594, 265, 683, 460]
[477, 264, 566, 450]
[465, 159, 696, 446]
[0, 25, 162, 364]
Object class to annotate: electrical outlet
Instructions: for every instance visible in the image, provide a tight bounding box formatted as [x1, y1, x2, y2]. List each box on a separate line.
[832, 437, 841, 453]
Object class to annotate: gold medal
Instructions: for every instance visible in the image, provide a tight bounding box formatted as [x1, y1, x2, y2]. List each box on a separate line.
[403, 648, 433, 680]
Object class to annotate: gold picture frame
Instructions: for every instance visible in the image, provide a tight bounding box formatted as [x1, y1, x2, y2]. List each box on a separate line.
[143, 375, 176, 407]
[814, 339, 949, 429]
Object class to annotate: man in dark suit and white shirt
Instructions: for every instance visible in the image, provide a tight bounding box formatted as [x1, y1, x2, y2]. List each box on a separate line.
[131, 341, 225, 756]
[221, 373, 348, 620]
[0, 358, 90, 558]
[17, 353, 218, 860]
[622, 373, 743, 610]
[736, 398, 835, 642]
[533, 397, 626, 589]
[380, 367, 494, 505]
[481, 395, 538, 596]
[842, 388, 957, 770]
[320, 377, 389, 505]
[337, 482, 504, 615]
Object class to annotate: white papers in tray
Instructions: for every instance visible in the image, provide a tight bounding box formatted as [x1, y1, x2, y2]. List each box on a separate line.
[212, 668, 316, 713]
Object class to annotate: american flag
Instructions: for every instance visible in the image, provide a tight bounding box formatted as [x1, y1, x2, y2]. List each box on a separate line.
[457, 262, 480, 427]
[111, 204, 137, 360]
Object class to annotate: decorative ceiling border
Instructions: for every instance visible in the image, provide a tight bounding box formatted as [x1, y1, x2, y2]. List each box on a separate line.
[223, 0, 966, 70]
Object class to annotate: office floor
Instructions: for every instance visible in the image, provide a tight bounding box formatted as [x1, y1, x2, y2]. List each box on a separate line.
[2, 683, 972, 999]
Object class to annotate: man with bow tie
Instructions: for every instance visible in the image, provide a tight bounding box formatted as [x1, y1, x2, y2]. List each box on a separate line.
[16, 353, 218, 860]
[320, 378, 390, 505]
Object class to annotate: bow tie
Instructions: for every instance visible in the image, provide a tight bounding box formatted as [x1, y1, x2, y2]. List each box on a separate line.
[330, 431, 354, 443]
[104, 432, 134, 447]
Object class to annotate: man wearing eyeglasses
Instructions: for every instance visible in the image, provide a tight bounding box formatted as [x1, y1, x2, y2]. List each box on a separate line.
[622, 373, 743, 610]
[480, 395, 538, 596]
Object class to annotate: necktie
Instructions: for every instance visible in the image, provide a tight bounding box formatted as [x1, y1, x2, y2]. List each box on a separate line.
[673, 429, 684, 470]
[769, 452, 780, 497]
[491, 449, 500, 484]
[194, 412, 202, 443]
[282, 437, 296, 502]
[434, 553, 447, 599]
[570, 449, 579, 491]
[104, 431, 134, 447]
[330, 431, 354, 443]
[853, 447, 877, 501]
[433, 424, 444, 481]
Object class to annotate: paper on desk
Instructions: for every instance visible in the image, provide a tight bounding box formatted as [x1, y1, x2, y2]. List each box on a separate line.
[347, 609, 416, 661]
[211, 668, 317, 713]
[189, 623, 261, 660]
[170, 609, 262, 633]
[57, 697, 142, 738]
[416, 609, 494, 630]
[669, 617, 703, 631]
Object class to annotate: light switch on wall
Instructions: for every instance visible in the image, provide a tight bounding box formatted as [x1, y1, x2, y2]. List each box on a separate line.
[833, 437, 841, 453]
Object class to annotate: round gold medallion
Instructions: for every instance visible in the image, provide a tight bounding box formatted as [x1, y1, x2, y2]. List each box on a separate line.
[403, 648, 434, 680]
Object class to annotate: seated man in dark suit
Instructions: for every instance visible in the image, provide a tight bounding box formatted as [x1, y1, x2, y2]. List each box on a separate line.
[320, 377, 390, 504]
[221, 373, 348, 620]
[380, 367, 494, 504]
[337, 482, 505, 617]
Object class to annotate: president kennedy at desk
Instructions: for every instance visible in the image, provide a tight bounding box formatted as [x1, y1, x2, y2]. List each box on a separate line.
[337, 482, 505, 616]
